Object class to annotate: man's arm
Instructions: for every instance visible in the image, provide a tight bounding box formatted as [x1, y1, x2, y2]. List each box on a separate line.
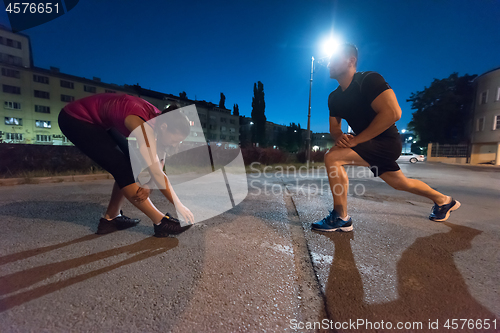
[348, 89, 402, 146]
[329, 116, 343, 140]
[330, 116, 353, 148]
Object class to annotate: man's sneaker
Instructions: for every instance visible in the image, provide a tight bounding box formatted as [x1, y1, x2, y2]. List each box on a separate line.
[154, 213, 192, 237]
[429, 198, 461, 222]
[96, 210, 140, 235]
[311, 210, 353, 232]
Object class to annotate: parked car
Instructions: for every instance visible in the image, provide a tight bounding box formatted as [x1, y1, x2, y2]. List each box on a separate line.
[397, 152, 425, 163]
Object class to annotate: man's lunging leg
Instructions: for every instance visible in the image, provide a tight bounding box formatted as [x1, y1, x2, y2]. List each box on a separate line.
[380, 170, 461, 221]
[311, 147, 369, 232]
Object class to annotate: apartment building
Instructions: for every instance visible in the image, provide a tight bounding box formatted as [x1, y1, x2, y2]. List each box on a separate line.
[470, 67, 500, 165]
[311, 132, 334, 151]
[0, 25, 239, 147]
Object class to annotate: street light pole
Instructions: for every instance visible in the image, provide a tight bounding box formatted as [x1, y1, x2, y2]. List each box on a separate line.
[306, 56, 314, 164]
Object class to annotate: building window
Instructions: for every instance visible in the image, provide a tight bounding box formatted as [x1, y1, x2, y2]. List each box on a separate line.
[36, 120, 51, 128]
[1, 68, 20, 78]
[229, 127, 236, 133]
[476, 117, 485, 132]
[220, 117, 227, 123]
[52, 135, 69, 143]
[6, 133, 23, 141]
[4, 101, 21, 110]
[61, 94, 75, 102]
[3, 84, 21, 94]
[496, 87, 500, 102]
[0, 53, 22, 65]
[36, 134, 51, 142]
[35, 105, 50, 113]
[220, 126, 227, 132]
[105, 89, 116, 93]
[33, 74, 49, 84]
[60, 80, 74, 89]
[229, 119, 236, 124]
[1, 38, 22, 49]
[5, 117, 22, 126]
[479, 91, 488, 105]
[84, 85, 96, 93]
[220, 135, 226, 140]
[34, 90, 50, 99]
[494, 115, 500, 130]
[229, 136, 235, 140]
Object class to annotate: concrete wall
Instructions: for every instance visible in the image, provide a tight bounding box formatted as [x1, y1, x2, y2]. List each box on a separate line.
[426, 156, 468, 164]
[470, 143, 499, 165]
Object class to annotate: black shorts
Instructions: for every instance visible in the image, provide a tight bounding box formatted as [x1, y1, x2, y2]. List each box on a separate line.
[58, 109, 136, 189]
[351, 134, 402, 177]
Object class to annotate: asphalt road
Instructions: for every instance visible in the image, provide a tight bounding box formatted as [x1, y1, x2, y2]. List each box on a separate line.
[0, 162, 498, 332]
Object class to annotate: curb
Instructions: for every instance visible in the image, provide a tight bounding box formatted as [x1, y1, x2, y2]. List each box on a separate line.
[0, 173, 113, 186]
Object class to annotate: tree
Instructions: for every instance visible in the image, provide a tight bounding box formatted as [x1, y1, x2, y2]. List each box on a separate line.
[179, 91, 187, 99]
[233, 104, 239, 116]
[407, 73, 477, 145]
[219, 92, 226, 109]
[251, 81, 266, 147]
[277, 122, 303, 152]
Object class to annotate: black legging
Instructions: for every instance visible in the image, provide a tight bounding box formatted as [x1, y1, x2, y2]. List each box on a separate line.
[58, 109, 136, 189]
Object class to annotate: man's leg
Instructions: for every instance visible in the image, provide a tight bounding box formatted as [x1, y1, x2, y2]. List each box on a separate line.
[379, 170, 449, 205]
[324, 147, 370, 218]
[104, 181, 126, 219]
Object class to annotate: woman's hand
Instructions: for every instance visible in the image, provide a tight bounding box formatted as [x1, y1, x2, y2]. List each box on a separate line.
[133, 185, 151, 203]
[175, 202, 195, 225]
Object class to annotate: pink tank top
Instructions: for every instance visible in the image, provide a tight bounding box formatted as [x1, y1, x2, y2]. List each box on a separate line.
[63, 93, 161, 136]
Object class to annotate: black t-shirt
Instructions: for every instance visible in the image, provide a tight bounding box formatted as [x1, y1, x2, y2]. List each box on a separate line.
[328, 71, 399, 138]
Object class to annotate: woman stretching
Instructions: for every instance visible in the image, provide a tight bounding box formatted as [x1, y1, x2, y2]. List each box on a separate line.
[58, 93, 195, 237]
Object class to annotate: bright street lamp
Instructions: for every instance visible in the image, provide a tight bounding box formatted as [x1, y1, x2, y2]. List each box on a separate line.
[306, 36, 342, 164]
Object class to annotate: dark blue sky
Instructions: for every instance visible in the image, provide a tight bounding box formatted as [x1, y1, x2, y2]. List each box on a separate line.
[1, 0, 499, 133]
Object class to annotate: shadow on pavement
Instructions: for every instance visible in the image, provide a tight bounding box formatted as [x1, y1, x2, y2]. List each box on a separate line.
[0, 234, 101, 265]
[317, 222, 498, 332]
[0, 236, 178, 312]
[0, 201, 153, 235]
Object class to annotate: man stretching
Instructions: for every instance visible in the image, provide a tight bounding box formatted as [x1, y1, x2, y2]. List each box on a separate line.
[312, 44, 460, 232]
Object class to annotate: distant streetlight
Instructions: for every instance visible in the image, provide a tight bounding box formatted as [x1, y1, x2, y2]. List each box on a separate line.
[404, 135, 414, 153]
[306, 36, 342, 164]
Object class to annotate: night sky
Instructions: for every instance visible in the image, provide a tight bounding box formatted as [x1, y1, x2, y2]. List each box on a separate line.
[1, 0, 499, 133]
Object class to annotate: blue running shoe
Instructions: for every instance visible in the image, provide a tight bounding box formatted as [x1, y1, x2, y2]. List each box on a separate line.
[311, 210, 353, 232]
[429, 198, 461, 222]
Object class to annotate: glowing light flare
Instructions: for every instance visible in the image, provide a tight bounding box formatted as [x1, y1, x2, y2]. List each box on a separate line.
[322, 36, 342, 58]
